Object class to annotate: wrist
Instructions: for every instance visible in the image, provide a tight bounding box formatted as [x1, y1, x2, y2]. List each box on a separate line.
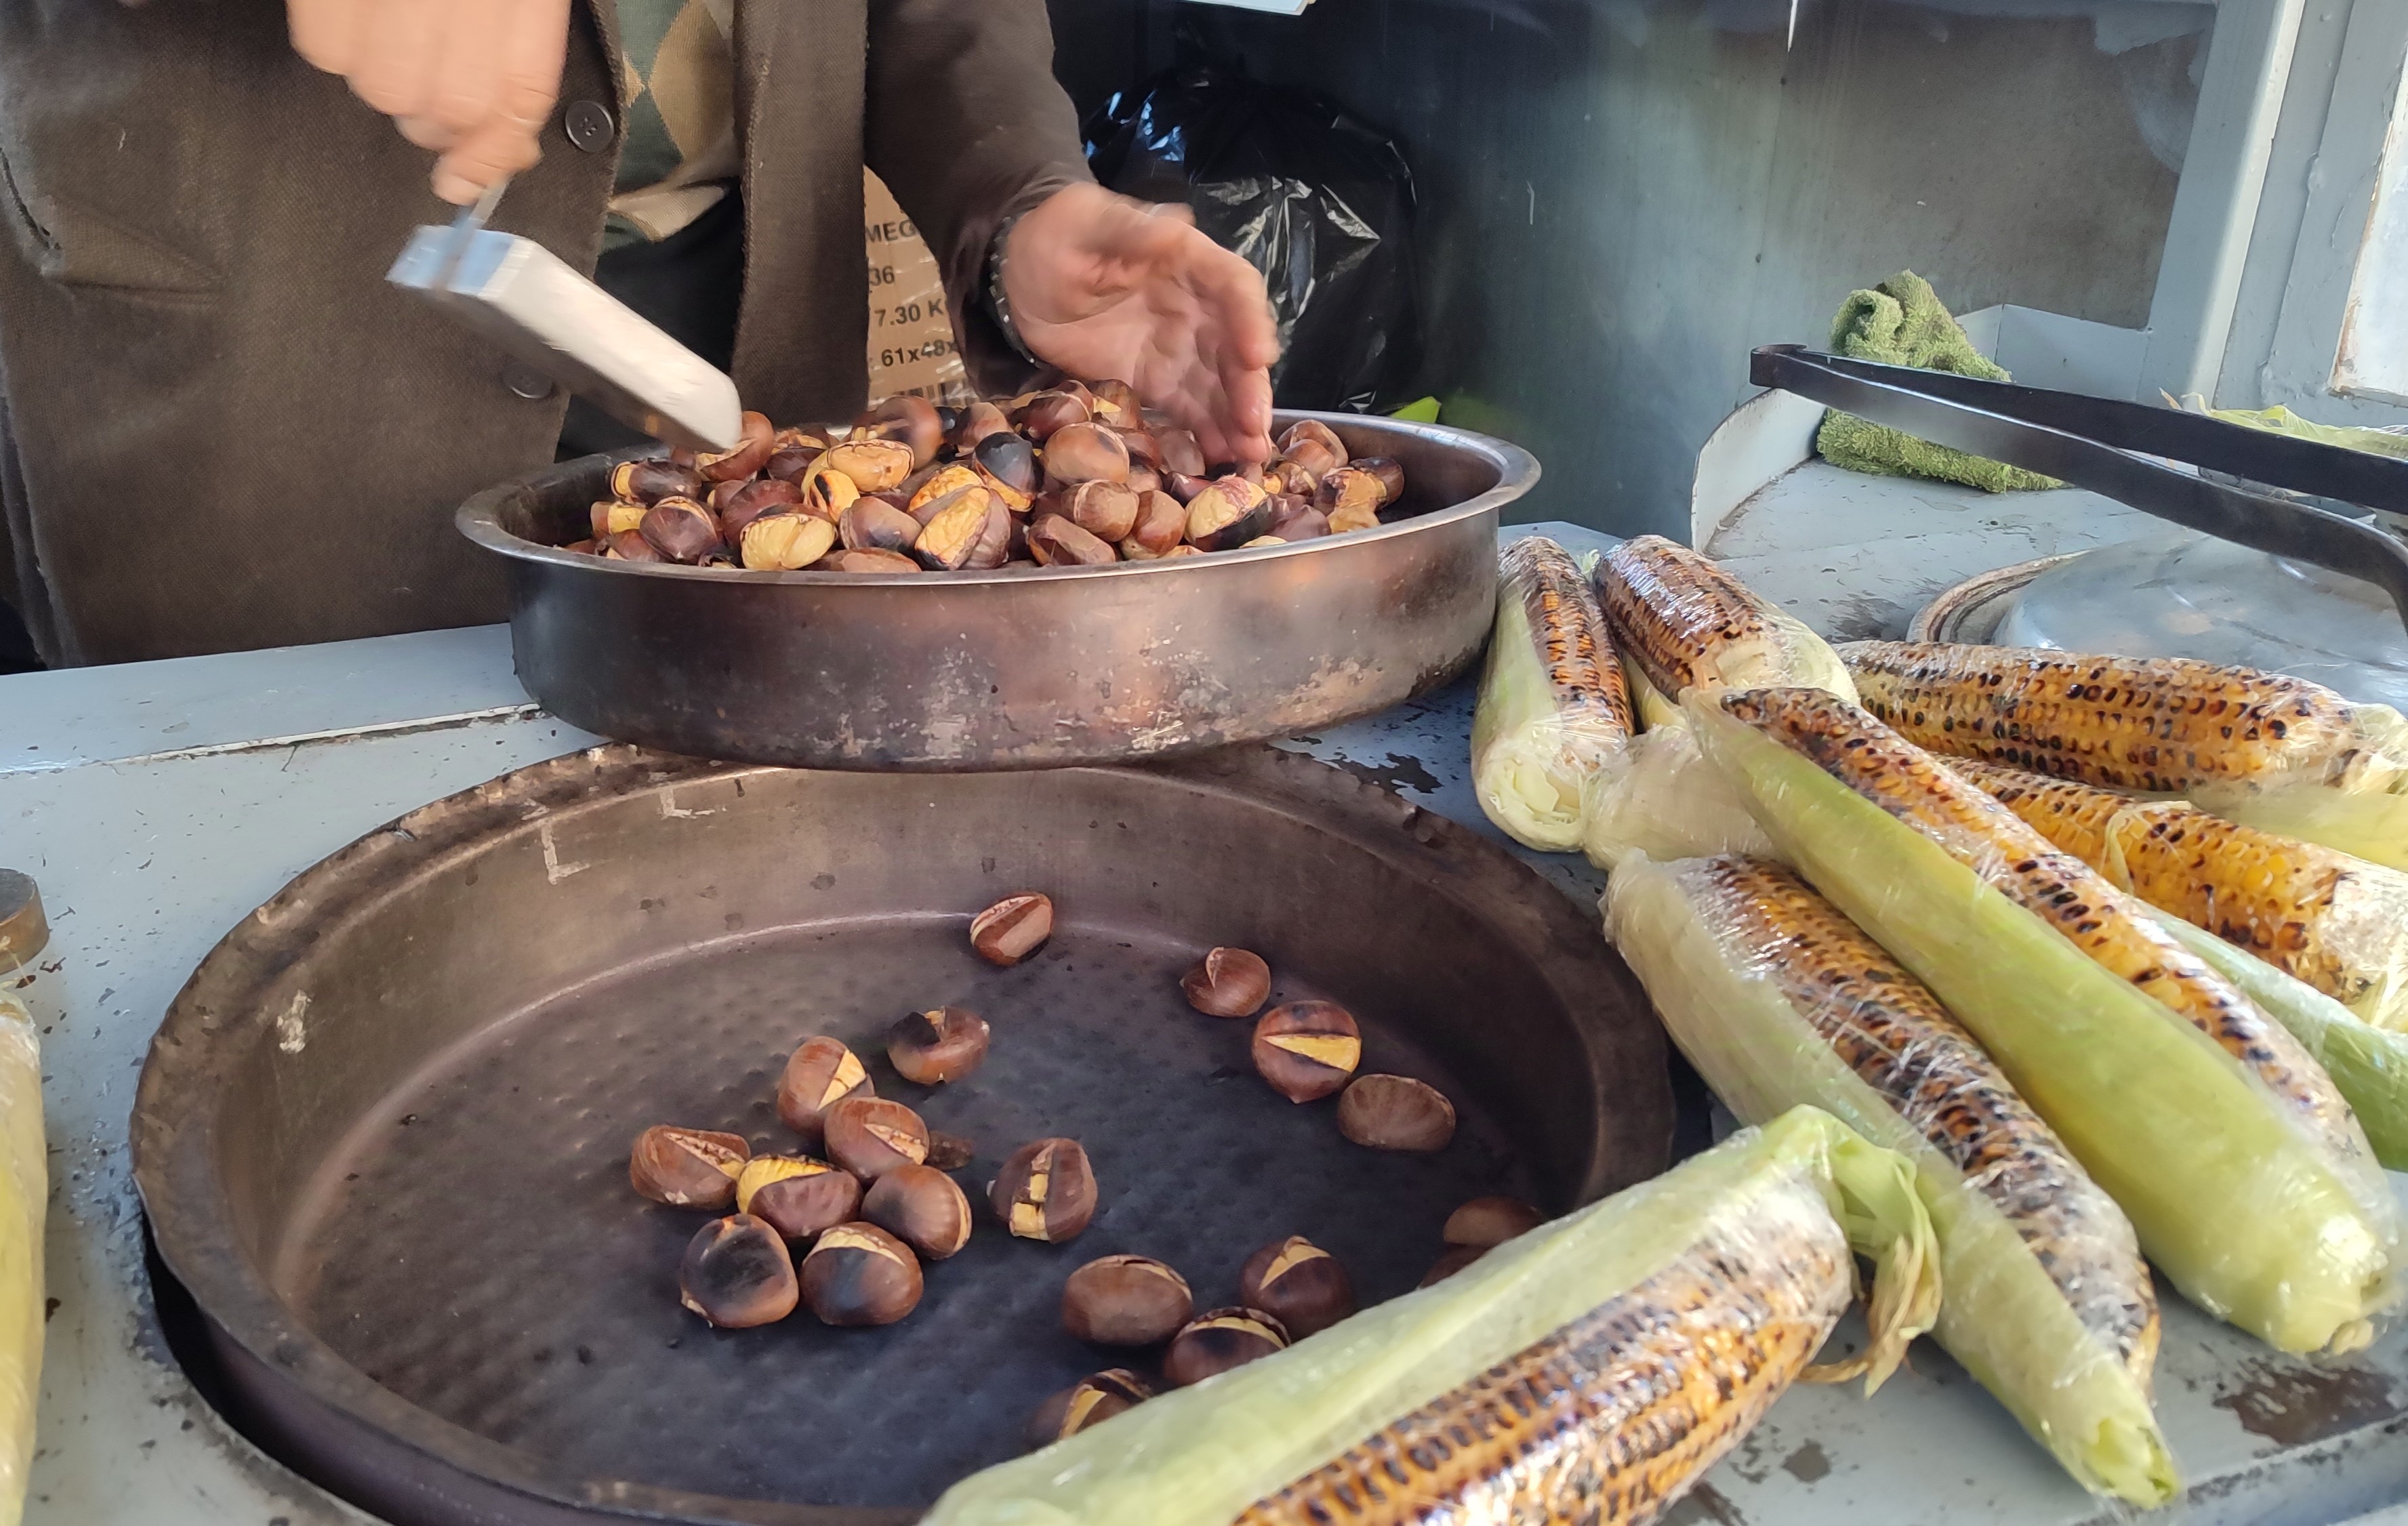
[985, 210, 1041, 366]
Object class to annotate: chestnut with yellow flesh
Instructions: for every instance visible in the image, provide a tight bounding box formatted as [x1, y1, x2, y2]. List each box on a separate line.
[1121, 491, 1187, 560]
[628, 1125, 748, 1209]
[1185, 478, 1273, 552]
[739, 512, 836, 571]
[775, 1036, 874, 1143]
[1164, 1307, 1289, 1387]
[823, 1096, 931, 1181]
[597, 498, 649, 537]
[914, 487, 1006, 571]
[975, 433, 1041, 510]
[1251, 1002, 1361, 1102]
[1029, 1370, 1154, 1448]
[1089, 378, 1139, 425]
[908, 463, 985, 516]
[1354, 456, 1406, 504]
[798, 463, 861, 521]
[694, 411, 775, 482]
[1326, 503, 1379, 535]
[1238, 1237, 1355, 1338]
[678, 1214, 798, 1328]
[1065, 480, 1141, 543]
[888, 1006, 992, 1085]
[1278, 419, 1347, 479]
[1063, 1255, 1193, 1346]
[862, 1163, 974, 1259]
[854, 393, 945, 467]
[612, 457, 704, 506]
[1338, 1074, 1455, 1151]
[971, 892, 1053, 966]
[1319, 470, 1383, 516]
[825, 548, 922, 574]
[822, 438, 916, 494]
[800, 1221, 924, 1326]
[992, 1136, 1097, 1242]
[736, 1155, 862, 1241]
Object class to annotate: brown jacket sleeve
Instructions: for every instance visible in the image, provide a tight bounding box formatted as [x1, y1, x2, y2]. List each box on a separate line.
[863, 0, 1094, 396]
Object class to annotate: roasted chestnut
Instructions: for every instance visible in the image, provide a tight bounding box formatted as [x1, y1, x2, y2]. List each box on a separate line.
[1126, 465, 1162, 498]
[991, 1136, 1097, 1242]
[1326, 502, 1380, 536]
[764, 445, 819, 484]
[887, 1006, 991, 1085]
[952, 399, 1012, 454]
[639, 497, 722, 563]
[1250, 1002, 1362, 1102]
[907, 462, 983, 516]
[612, 457, 705, 506]
[1267, 503, 1332, 543]
[925, 1129, 977, 1170]
[1238, 1236, 1355, 1338]
[974, 432, 1040, 508]
[561, 538, 599, 556]
[797, 462, 861, 520]
[1184, 478, 1273, 552]
[823, 1096, 931, 1180]
[1062, 1254, 1193, 1346]
[1444, 1196, 1543, 1249]
[1027, 1369, 1151, 1448]
[1027, 514, 1118, 567]
[1181, 947, 1271, 1018]
[773, 425, 834, 452]
[821, 438, 915, 494]
[736, 1155, 863, 1241]
[914, 487, 1008, 571]
[1161, 471, 1210, 504]
[1336, 1074, 1456, 1151]
[1120, 491, 1188, 560]
[739, 511, 836, 571]
[1042, 422, 1130, 487]
[1240, 535, 1287, 550]
[1160, 544, 1204, 559]
[629, 1125, 749, 1209]
[1163, 1307, 1288, 1386]
[1265, 457, 1318, 498]
[1317, 467, 1385, 519]
[1156, 428, 1208, 478]
[1063, 480, 1140, 543]
[1421, 1244, 1486, 1287]
[825, 547, 922, 574]
[1353, 455, 1406, 505]
[718, 477, 802, 540]
[799, 1220, 923, 1325]
[605, 529, 666, 562]
[861, 1161, 973, 1259]
[1017, 389, 1091, 440]
[1277, 419, 1347, 478]
[694, 411, 777, 482]
[971, 892, 1053, 965]
[839, 499, 922, 553]
[775, 1035, 874, 1143]
[593, 497, 648, 538]
[1087, 378, 1139, 426]
[853, 394, 945, 468]
[678, 1214, 798, 1327]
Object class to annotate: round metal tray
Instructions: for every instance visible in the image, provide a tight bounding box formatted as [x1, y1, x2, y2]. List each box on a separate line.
[457, 413, 1538, 771]
[133, 745, 1670, 1526]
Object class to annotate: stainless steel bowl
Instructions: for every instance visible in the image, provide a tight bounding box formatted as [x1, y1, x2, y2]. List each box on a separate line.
[457, 412, 1538, 769]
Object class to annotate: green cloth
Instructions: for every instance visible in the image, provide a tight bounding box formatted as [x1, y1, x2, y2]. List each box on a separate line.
[1816, 270, 2061, 493]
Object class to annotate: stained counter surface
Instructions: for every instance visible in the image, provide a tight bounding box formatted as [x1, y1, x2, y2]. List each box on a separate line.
[7, 522, 2407, 1526]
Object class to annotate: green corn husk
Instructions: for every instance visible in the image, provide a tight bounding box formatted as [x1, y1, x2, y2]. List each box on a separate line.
[1691, 694, 2400, 1355]
[1606, 856, 2176, 1504]
[2148, 909, 2408, 1170]
[923, 1107, 1938, 1526]
[1582, 667, 1784, 869]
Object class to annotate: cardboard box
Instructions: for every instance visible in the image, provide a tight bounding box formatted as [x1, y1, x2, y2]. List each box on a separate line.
[864, 170, 974, 405]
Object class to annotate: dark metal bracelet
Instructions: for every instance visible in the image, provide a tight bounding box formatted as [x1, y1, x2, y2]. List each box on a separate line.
[985, 209, 1041, 366]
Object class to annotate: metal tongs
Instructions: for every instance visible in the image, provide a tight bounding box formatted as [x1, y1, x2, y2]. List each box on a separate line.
[1751, 344, 2408, 632]
[388, 181, 743, 451]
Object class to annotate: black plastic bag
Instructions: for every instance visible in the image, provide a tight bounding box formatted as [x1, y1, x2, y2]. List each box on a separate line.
[1084, 65, 1421, 415]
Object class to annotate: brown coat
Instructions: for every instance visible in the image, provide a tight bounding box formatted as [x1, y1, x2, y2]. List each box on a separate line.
[0, 0, 1088, 665]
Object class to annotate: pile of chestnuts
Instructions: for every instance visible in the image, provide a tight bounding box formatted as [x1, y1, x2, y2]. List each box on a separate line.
[631, 891, 1097, 1332]
[556, 380, 1410, 572]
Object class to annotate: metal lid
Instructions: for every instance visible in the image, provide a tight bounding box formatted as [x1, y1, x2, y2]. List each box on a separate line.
[0, 870, 45, 974]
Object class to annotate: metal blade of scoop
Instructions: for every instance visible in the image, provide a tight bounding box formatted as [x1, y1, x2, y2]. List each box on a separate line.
[389, 222, 743, 453]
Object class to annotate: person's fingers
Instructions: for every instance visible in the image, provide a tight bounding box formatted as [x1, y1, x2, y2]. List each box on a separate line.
[424, 0, 510, 143]
[432, 111, 546, 203]
[397, 113, 463, 152]
[493, 0, 571, 137]
[288, 0, 365, 73]
[348, 0, 451, 121]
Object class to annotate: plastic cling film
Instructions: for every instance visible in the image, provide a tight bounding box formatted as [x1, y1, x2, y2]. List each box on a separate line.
[1469, 537, 1633, 851]
[1582, 722, 1782, 870]
[2198, 780, 2408, 874]
[0, 995, 39, 1526]
[1690, 688, 2401, 1355]
[924, 1108, 1938, 1526]
[1592, 536, 1860, 709]
[2148, 909, 2408, 1172]
[1841, 640, 2408, 798]
[1605, 855, 2175, 1504]
[1957, 760, 2408, 1032]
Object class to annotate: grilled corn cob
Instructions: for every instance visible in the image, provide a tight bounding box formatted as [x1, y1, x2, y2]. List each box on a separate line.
[925, 1107, 1939, 1526]
[1471, 537, 1635, 850]
[1956, 759, 2408, 1031]
[1606, 854, 2173, 1502]
[1595, 536, 1859, 706]
[0, 996, 39, 1526]
[1690, 685, 2400, 1355]
[1582, 720, 1782, 869]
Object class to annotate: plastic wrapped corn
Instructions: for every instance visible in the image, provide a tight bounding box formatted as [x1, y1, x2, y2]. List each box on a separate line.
[924, 1107, 1939, 1526]
[1606, 854, 2175, 1504]
[1582, 721, 1782, 870]
[1470, 537, 1633, 850]
[0, 995, 39, 1526]
[1842, 640, 2408, 869]
[1956, 760, 2408, 1031]
[1692, 685, 2400, 1356]
[1594, 536, 1859, 708]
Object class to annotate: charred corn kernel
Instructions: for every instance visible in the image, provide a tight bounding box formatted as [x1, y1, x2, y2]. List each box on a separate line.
[0, 997, 39, 1526]
[1608, 855, 2173, 1503]
[1842, 640, 2408, 795]
[925, 1108, 1938, 1526]
[1471, 537, 1634, 850]
[1955, 759, 2408, 1031]
[1593, 536, 1858, 706]
[1691, 686, 2399, 1355]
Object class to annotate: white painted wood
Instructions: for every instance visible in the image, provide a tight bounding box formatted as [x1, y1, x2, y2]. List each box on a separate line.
[2140, 0, 2309, 402]
[1689, 388, 1825, 548]
[2333, 63, 2408, 405]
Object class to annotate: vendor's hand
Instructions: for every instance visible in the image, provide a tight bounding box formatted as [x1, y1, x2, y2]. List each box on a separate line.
[287, 0, 571, 204]
[1004, 185, 1280, 467]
